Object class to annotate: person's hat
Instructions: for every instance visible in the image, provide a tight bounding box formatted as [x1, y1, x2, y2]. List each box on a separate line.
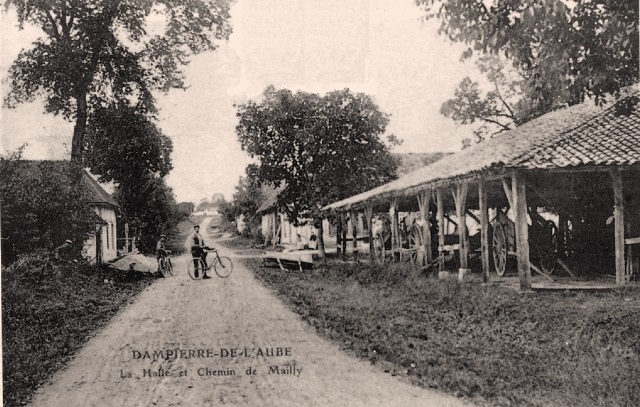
[64, 239, 73, 244]
[194, 225, 200, 229]
[160, 234, 167, 238]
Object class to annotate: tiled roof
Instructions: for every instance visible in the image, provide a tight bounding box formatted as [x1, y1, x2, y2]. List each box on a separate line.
[325, 84, 640, 211]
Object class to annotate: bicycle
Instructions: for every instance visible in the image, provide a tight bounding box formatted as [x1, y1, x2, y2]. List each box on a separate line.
[157, 252, 173, 277]
[187, 248, 233, 279]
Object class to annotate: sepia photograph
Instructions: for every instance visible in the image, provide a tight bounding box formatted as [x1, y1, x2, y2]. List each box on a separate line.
[1, 0, 639, 406]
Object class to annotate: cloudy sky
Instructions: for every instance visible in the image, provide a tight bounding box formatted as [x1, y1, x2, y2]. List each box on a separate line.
[0, 0, 478, 203]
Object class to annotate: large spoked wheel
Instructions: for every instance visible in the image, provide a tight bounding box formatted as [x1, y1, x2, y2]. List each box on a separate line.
[214, 256, 233, 278]
[373, 232, 387, 264]
[538, 221, 558, 275]
[408, 225, 425, 265]
[492, 223, 508, 277]
[188, 258, 205, 280]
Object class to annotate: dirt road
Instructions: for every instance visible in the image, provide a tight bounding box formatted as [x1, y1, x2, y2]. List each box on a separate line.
[28, 218, 472, 407]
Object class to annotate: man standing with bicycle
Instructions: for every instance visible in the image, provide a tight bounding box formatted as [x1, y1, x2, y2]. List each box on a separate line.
[190, 225, 212, 279]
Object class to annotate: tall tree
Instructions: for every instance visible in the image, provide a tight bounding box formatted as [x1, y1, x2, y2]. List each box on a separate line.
[441, 55, 526, 146]
[83, 102, 173, 183]
[418, 0, 639, 119]
[3, 0, 232, 164]
[236, 87, 397, 255]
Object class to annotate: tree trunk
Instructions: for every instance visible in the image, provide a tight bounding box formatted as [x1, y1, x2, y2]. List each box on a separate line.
[71, 86, 88, 165]
[317, 218, 326, 261]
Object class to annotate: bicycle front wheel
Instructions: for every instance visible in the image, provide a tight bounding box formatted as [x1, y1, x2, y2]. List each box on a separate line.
[214, 256, 233, 278]
[165, 258, 173, 276]
[187, 258, 205, 280]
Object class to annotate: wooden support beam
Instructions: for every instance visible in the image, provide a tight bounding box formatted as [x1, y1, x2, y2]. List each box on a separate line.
[366, 205, 374, 260]
[417, 191, 433, 265]
[512, 172, 531, 291]
[611, 170, 626, 285]
[350, 208, 358, 260]
[336, 215, 342, 255]
[390, 198, 399, 260]
[436, 189, 445, 271]
[479, 179, 490, 283]
[341, 212, 347, 261]
[502, 179, 514, 210]
[453, 183, 469, 270]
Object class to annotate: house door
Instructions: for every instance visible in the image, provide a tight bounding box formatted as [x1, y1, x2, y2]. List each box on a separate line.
[96, 227, 103, 264]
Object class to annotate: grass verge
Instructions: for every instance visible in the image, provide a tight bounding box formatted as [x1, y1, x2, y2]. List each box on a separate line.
[2, 256, 155, 406]
[241, 257, 640, 407]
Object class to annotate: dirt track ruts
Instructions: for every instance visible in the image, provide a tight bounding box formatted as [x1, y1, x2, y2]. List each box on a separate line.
[27, 218, 473, 407]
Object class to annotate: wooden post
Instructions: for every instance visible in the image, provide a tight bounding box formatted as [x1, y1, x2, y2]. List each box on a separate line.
[611, 170, 626, 285]
[557, 212, 567, 257]
[417, 191, 432, 265]
[124, 223, 129, 254]
[390, 198, 398, 261]
[436, 189, 445, 271]
[350, 208, 358, 260]
[341, 211, 347, 261]
[479, 179, 490, 283]
[366, 205, 374, 260]
[336, 214, 342, 255]
[453, 183, 469, 270]
[317, 218, 326, 260]
[512, 172, 531, 291]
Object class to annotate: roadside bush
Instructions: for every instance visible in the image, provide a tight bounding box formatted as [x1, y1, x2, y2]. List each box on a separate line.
[0, 156, 95, 265]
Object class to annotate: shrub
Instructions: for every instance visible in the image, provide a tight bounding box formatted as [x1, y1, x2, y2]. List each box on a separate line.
[0, 157, 95, 265]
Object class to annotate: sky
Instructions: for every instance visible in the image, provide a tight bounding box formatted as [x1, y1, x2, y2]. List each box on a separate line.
[0, 0, 479, 204]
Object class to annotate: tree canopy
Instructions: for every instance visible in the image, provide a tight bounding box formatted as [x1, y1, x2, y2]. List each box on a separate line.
[83, 103, 173, 183]
[419, 0, 639, 121]
[441, 55, 527, 146]
[236, 86, 397, 223]
[3, 0, 232, 163]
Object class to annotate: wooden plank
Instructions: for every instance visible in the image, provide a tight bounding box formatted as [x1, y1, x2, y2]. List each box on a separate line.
[611, 170, 626, 285]
[512, 171, 531, 291]
[479, 179, 490, 283]
[436, 189, 445, 271]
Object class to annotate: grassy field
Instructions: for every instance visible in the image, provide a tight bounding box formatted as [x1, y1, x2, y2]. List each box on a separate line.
[236, 253, 640, 407]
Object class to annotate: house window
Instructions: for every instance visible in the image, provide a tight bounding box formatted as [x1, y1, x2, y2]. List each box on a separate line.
[111, 224, 115, 251]
[106, 223, 110, 250]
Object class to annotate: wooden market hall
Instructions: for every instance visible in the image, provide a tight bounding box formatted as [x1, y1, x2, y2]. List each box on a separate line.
[323, 85, 640, 291]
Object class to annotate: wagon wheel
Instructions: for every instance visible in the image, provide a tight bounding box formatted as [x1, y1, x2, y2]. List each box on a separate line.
[537, 221, 558, 275]
[408, 225, 425, 265]
[492, 223, 508, 276]
[373, 231, 387, 264]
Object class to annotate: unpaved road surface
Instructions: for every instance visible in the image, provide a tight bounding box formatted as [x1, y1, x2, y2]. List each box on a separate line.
[28, 218, 472, 407]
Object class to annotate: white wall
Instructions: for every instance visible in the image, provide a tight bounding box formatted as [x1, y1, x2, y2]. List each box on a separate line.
[83, 205, 118, 264]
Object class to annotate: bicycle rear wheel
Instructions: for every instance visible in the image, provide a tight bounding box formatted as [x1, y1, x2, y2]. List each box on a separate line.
[187, 258, 205, 280]
[165, 258, 173, 276]
[214, 256, 233, 278]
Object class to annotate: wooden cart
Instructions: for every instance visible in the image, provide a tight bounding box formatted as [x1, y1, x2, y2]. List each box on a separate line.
[491, 209, 558, 276]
